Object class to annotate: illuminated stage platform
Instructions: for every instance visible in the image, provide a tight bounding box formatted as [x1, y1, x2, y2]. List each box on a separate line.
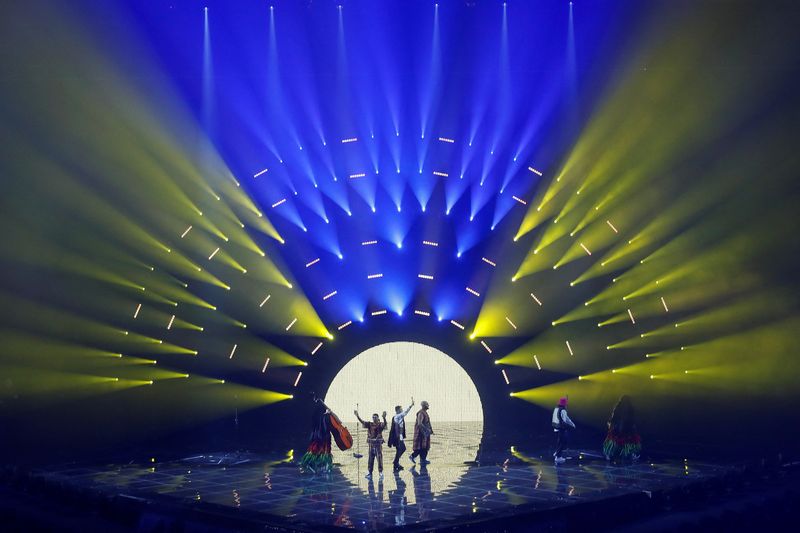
[30, 430, 733, 531]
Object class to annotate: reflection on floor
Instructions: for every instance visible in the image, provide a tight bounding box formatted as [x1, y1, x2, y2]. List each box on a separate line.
[336, 421, 482, 504]
[33, 430, 730, 531]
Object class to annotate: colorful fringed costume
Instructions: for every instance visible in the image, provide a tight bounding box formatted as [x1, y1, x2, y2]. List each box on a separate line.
[300, 402, 333, 473]
[602, 395, 642, 462]
[602, 432, 642, 461]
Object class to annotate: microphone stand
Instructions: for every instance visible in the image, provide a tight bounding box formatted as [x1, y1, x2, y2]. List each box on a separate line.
[353, 402, 363, 459]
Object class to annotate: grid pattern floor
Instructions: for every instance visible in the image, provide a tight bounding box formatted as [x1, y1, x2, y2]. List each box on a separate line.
[34, 441, 728, 530]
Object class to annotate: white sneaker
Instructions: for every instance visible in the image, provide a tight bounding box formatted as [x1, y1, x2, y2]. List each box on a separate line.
[365, 473, 372, 479]
[379, 472, 384, 480]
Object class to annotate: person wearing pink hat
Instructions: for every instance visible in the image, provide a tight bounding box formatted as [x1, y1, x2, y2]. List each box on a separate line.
[552, 396, 576, 464]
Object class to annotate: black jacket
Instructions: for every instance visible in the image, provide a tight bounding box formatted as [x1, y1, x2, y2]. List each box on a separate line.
[387, 416, 405, 447]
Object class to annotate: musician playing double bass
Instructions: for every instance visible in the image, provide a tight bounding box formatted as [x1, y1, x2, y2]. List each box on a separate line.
[300, 395, 352, 475]
[355, 409, 388, 480]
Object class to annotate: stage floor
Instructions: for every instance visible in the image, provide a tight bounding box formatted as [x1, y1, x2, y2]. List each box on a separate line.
[32, 431, 731, 531]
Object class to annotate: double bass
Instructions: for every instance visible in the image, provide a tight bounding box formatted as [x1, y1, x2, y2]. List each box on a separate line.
[314, 394, 353, 451]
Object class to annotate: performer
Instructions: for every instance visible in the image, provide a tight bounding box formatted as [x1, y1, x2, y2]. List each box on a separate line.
[409, 400, 433, 466]
[355, 409, 388, 480]
[387, 398, 415, 471]
[602, 395, 642, 462]
[389, 470, 408, 526]
[300, 398, 334, 474]
[552, 396, 575, 464]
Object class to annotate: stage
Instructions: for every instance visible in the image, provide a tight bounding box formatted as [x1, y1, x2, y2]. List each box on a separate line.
[2, 0, 800, 530]
[29, 433, 732, 531]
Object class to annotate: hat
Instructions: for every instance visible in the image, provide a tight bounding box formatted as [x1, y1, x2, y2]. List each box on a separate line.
[558, 397, 568, 407]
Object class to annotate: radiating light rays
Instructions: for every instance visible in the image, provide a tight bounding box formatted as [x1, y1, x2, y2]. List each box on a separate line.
[4, 0, 800, 455]
[417, 2, 441, 148]
[0, 366, 155, 399]
[512, 232, 573, 281]
[0, 2, 338, 428]
[266, 5, 303, 159]
[487, 1, 512, 164]
[495, 323, 621, 376]
[197, 3, 567, 355]
[513, 0, 793, 252]
[513, 315, 800, 420]
[608, 290, 797, 352]
[471, 4, 797, 435]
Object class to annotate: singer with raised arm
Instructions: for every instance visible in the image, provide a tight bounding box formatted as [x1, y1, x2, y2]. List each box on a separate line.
[387, 397, 415, 471]
[410, 400, 433, 466]
[355, 408, 388, 480]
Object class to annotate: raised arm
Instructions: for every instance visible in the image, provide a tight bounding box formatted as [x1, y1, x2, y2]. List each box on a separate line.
[403, 399, 414, 417]
[354, 410, 366, 424]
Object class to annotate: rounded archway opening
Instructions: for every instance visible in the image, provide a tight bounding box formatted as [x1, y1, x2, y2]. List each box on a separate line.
[324, 341, 483, 500]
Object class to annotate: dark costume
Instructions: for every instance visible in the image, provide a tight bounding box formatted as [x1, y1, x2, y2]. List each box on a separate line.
[299, 402, 333, 473]
[363, 419, 387, 474]
[602, 395, 642, 461]
[410, 408, 433, 463]
[552, 397, 575, 461]
[388, 404, 413, 470]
